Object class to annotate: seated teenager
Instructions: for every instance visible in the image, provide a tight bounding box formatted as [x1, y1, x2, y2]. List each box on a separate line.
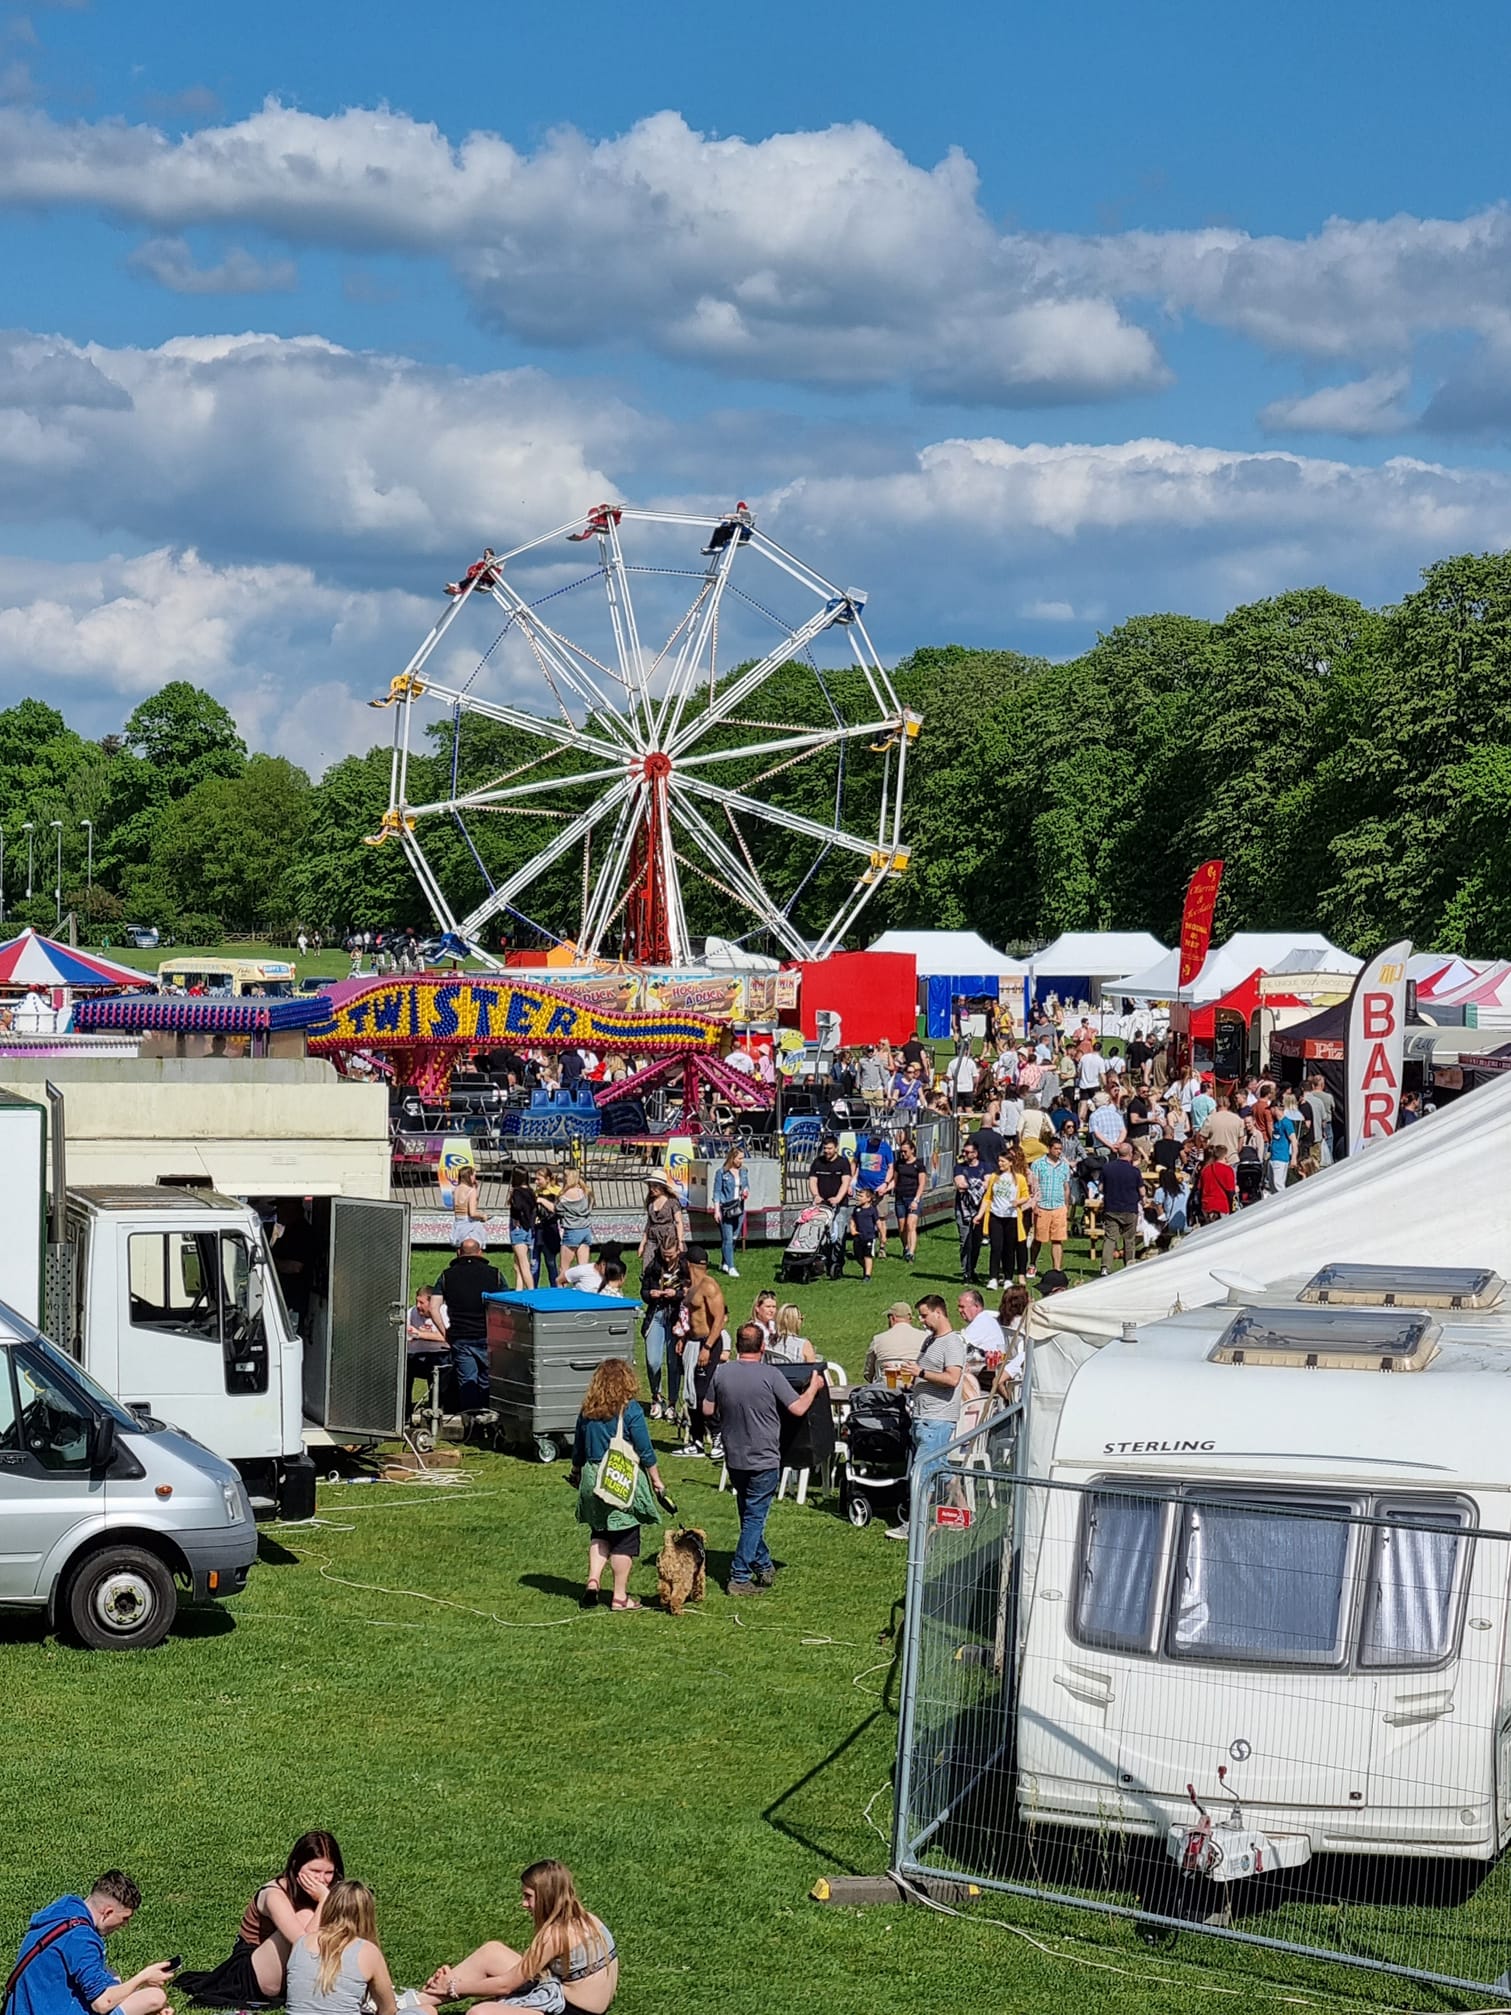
[415, 1862, 616, 2015]
[285, 1883, 395, 2015]
[180, 1834, 343, 2007]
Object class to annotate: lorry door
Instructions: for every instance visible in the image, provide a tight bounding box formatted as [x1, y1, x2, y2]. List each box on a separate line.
[304, 1197, 408, 1439]
[0, 1343, 100, 1600]
[115, 1221, 282, 1461]
[1076, 1489, 1377, 1815]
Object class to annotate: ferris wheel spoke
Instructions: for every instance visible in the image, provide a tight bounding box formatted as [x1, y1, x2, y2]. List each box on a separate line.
[673, 718, 902, 772]
[579, 785, 645, 953]
[842, 611, 905, 720]
[484, 584, 640, 750]
[654, 535, 741, 752]
[665, 596, 852, 760]
[454, 775, 636, 941]
[598, 517, 655, 743]
[405, 763, 626, 819]
[413, 676, 627, 765]
[745, 529, 844, 603]
[666, 787, 814, 961]
[675, 772, 879, 860]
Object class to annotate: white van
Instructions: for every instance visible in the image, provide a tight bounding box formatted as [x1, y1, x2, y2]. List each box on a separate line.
[0, 1300, 256, 1650]
[1018, 1264, 1511, 1873]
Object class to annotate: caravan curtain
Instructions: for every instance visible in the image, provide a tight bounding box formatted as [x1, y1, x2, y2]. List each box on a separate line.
[1172, 1500, 1353, 1664]
[1075, 1491, 1168, 1650]
[1361, 1512, 1467, 1666]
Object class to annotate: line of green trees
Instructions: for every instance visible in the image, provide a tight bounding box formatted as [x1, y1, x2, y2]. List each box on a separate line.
[4, 551, 1509, 958]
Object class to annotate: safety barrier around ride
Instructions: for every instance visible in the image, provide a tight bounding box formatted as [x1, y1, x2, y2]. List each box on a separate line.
[893, 1417, 1511, 2001]
[395, 1109, 961, 1245]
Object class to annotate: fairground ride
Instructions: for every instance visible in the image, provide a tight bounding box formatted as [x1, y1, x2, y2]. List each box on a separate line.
[369, 503, 919, 969]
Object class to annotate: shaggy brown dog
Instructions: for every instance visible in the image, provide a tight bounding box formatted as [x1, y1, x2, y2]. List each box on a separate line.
[657, 1525, 708, 1615]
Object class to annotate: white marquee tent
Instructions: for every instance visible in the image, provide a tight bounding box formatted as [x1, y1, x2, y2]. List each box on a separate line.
[868, 929, 1027, 977]
[1023, 1073, 1511, 1474]
[1032, 931, 1168, 985]
[1106, 931, 1358, 1003]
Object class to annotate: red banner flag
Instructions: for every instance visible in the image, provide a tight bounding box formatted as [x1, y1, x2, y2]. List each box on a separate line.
[1177, 859, 1224, 989]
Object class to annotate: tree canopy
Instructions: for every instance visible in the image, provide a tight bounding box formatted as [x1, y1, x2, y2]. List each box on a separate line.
[5, 549, 1511, 957]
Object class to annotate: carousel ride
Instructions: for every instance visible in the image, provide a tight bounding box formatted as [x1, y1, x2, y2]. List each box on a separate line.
[368, 502, 919, 969]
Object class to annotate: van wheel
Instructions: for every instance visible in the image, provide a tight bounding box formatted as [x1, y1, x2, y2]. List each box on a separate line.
[63, 1547, 177, 1651]
[535, 1435, 560, 1464]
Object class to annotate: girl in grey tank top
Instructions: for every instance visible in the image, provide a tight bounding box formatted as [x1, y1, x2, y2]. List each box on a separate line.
[286, 1938, 370, 2015]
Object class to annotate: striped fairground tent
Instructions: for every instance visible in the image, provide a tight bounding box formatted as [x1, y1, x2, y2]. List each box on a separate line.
[0, 926, 154, 989]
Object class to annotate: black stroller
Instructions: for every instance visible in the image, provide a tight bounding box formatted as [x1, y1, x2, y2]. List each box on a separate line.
[838, 1384, 910, 1528]
[1235, 1148, 1266, 1207]
[778, 1204, 838, 1284]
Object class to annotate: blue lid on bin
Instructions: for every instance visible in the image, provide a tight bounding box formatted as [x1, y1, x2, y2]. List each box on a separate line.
[483, 1288, 643, 1310]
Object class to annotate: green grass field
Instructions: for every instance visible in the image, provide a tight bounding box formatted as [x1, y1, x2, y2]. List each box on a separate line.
[0, 1223, 1468, 2015]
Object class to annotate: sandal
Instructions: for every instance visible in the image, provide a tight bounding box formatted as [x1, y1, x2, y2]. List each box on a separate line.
[610, 1597, 642, 1611]
[581, 1583, 601, 1609]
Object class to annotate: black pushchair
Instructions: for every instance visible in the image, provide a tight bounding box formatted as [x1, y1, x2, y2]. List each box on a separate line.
[1235, 1149, 1265, 1207]
[838, 1384, 910, 1529]
[778, 1204, 837, 1284]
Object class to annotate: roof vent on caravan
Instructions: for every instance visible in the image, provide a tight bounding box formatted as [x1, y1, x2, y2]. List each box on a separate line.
[1297, 1262, 1503, 1310]
[1209, 1305, 1440, 1373]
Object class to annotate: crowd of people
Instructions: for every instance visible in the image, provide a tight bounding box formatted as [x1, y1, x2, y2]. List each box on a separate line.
[9, 1843, 616, 2015]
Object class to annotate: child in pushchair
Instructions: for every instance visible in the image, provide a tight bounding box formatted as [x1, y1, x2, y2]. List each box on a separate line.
[779, 1203, 836, 1284]
[839, 1383, 910, 1529]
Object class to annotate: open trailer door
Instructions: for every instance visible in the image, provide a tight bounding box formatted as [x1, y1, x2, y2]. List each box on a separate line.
[305, 1196, 409, 1440]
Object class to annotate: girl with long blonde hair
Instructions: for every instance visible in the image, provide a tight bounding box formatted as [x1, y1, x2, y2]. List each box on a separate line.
[418, 1861, 618, 2014]
[285, 1881, 395, 2015]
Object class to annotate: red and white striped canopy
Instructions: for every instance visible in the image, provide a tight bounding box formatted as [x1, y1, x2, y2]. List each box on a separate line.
[0, 926, 154, 990]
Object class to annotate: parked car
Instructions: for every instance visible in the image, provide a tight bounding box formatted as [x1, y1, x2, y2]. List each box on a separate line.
[121, 924, 163, 949]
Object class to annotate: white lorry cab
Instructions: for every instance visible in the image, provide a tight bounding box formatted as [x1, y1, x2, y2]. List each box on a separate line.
[1018, 1263, 1511, 1878]
[0, 1094, 409, 1521]
[0, 1301, 256, 1649]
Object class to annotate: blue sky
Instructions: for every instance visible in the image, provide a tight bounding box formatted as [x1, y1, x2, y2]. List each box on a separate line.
[1, 0, 1510, 770]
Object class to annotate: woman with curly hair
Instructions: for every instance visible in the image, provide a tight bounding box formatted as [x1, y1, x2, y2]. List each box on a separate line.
[566, 1360, 669, 1612]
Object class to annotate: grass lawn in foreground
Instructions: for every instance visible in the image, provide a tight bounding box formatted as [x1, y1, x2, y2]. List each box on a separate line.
[0, 1222, 1456, 2015]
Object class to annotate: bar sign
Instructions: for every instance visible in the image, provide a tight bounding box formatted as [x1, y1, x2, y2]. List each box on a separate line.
[935, 1505, 973, 1529]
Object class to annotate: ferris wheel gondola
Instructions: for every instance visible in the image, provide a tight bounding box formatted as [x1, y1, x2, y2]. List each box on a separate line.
[370, 503, 919, 967]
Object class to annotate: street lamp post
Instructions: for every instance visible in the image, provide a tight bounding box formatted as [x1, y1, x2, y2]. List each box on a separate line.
[0, 828, 6, 926]
[21, 821, 33, 901]
[79, 819, 93, 925]
[50, 819, 62, 928]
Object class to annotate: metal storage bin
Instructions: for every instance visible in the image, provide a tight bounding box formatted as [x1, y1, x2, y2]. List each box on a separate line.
[483, 1288, 641, 1462]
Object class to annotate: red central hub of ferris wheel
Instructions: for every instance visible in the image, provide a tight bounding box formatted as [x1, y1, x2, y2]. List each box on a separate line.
[626, 751, 675, 965]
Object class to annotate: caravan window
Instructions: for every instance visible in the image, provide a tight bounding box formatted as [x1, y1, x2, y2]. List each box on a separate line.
[1359, 1503, 1471, 1668]
[1170, 1497, 1355, 1666]
[1075, 1490, 1171, 1651]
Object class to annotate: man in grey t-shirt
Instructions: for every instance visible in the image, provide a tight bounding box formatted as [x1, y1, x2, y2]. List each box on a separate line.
[888, 1294, 967, 1541]
[705, 1325, 823, 1595]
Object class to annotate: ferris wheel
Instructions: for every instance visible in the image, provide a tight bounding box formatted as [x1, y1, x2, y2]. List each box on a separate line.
[370, 503, 920, 967]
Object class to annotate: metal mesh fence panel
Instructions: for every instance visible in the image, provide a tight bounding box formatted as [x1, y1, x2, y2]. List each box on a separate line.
[895, 1432, 1511, 2000]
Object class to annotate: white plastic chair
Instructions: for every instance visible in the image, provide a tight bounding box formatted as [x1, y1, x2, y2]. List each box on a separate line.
[951, 1395, 996, 1513]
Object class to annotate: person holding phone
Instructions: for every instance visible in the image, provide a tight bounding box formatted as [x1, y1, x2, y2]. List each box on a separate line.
[7, 1872, 174, 2015]
[178, 1833, 342, 2008]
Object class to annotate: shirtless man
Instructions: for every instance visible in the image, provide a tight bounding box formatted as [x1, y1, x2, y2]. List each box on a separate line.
[677, 1244, 728, 1458]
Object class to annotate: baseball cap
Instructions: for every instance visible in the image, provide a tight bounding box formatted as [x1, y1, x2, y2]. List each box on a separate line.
[886, 1300, 913, 1321]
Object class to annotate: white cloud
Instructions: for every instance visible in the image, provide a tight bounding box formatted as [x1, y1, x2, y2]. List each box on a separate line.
[1260, 370, 1414, 437]
[127, 236, 297, 295]
[0, 103, 1164, 405]
[0, 545, 434, 767]
[2, 102, 1511, 411]
[0, 328, 636, 567]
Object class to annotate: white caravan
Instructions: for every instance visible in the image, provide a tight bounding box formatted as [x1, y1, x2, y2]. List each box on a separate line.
[1018, 1263, 1511, 1875]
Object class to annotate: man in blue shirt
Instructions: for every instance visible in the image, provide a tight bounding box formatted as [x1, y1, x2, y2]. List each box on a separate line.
[8, 1874, 172, 2015]
[854, 1132, 895, 1256]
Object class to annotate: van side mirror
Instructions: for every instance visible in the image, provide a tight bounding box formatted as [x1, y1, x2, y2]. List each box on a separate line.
[88, 1414, 117, 1471]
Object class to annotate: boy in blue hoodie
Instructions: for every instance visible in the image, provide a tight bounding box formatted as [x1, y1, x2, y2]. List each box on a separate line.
[7, 1874, 172, 2015]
